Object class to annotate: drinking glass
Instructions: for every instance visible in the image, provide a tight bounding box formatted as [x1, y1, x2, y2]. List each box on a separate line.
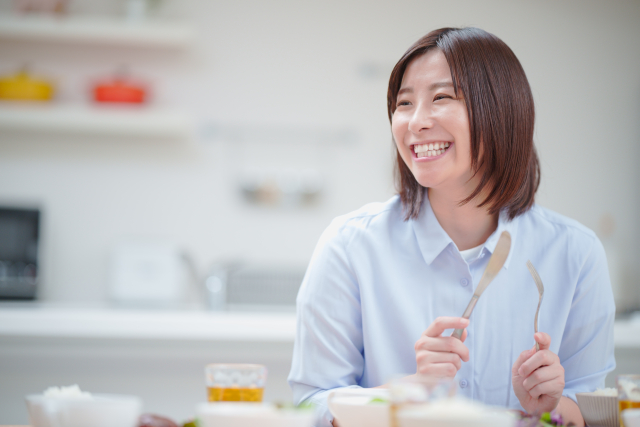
[205, 363, 267, 402]
[617, 375, 640, 427]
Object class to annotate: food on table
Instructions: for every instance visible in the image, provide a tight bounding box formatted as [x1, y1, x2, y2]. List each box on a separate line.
[205, 363, 267, 402]
[576, 390, 619, 427]
[207, 386, 264, 402]
[138, 413, 179, 427]
[593, 387, 618, 396]
[42, 384, 92, 399]
[618, 375, 640, 427]
[517, 410, 566, 427]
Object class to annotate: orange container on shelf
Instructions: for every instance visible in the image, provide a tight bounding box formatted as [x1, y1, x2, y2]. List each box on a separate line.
[93, 79, 147, 104]
[93, 68, 148, 104]
[0, 70, 55, 101]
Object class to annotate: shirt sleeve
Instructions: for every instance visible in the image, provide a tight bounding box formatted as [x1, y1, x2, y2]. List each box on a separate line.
[288, 218, 365, 427]
[558, 236, 616, 403]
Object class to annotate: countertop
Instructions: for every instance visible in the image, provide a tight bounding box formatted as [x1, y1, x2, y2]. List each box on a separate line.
[1, 303, 638, 347]
[0, 303, 296, 342]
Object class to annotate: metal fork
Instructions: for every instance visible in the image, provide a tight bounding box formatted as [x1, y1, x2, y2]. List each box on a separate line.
[526, 260, 545, 351]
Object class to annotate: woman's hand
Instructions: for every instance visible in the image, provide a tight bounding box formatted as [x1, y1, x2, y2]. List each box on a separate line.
[414, 317, 470, 378]
[511, 332, 565, 415]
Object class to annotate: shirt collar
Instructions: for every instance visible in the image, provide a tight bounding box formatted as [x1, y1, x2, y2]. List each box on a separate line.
[410, 189, 519, 268]
[410, 191, 455, 266]
[483, 209, 519, 270]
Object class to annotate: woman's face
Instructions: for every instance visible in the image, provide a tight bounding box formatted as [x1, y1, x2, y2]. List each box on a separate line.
[392, 49, 477, 195]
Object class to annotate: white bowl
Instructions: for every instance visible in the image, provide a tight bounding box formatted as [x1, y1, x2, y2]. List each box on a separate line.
[622, 408, 640, 427]
[396, 399, 516, 427]
[327, 388, 390, 427]
[25, 393, 142, 427]
[576, 392, 618, 427]
[196, 402, 314, 427]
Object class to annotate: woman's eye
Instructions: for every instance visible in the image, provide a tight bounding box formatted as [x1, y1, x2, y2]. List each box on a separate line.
[434, 94, 452, 101]
[397, 100, 411, 106]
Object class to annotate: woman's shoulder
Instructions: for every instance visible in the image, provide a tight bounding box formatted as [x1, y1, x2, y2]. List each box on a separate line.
[525, 204, 596, 236]
[520, 204, 601, 254]
[331, 194, 402, 225]
[320, 195, 405, 244]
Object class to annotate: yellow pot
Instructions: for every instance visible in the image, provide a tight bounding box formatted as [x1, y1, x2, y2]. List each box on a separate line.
[0, 71, 55, 101]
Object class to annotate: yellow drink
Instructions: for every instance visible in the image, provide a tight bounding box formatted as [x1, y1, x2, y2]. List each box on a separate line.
[619, 400, 640, 427]
[389, 402, 402, 427]
[207, 386, 264, 402]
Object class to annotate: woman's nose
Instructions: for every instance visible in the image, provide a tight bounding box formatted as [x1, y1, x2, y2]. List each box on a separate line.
[408, 104, 435, 134]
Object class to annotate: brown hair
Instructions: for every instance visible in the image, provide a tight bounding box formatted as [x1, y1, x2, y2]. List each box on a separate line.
[388, 27, 540, 220]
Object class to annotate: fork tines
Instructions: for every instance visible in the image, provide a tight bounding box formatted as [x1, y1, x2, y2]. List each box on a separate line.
[526, 260, 544, 295]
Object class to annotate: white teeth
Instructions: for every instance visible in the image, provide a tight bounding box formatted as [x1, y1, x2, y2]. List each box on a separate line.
[413, 142, 450, 157]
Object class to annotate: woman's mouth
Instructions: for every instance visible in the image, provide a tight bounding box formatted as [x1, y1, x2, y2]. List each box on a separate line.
[412, 142, 451, 158]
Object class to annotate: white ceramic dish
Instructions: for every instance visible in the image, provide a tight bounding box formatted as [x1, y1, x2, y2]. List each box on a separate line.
[196, 402, 314, 427]
[622, 408, 640, 427]
[25, 393, 142, 427]
[327, 388, 390, 427]
[576, 392, 618, 427]
[396, 399, 516, 427]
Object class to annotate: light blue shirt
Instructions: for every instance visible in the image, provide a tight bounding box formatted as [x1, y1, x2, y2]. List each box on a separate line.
[288, 193, 616, 426]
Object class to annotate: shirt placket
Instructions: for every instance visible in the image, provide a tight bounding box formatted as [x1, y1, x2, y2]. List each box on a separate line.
[452, 248, 475, 400]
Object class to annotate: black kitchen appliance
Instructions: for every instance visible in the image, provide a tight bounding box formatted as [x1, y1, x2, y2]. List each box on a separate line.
[0, 207, 40, 299]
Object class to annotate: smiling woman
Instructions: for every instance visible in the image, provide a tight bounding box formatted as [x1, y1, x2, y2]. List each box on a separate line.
[288, 27, 615, 427]
[388, 28, 538, 224]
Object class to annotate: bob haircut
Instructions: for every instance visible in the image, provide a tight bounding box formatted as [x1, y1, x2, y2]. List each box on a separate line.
[387, 27, 540, 220]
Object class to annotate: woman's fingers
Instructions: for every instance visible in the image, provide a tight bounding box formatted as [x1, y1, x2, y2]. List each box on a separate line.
[414, 317, 471, 377]
[518, 348, 559, 378]
[527, 375, 565, 399]
[522, 364, 565, 392]
[417, 362, 460, 378]
[535, 332, 551, 351]
[415, 335, 470, 362]
[511, 347, 535, 376]
[416, 348, 463, 371]
[423, 317, 470, 339]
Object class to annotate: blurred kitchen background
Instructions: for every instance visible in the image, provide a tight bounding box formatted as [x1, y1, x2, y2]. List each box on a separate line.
[1, 0, 639, 423]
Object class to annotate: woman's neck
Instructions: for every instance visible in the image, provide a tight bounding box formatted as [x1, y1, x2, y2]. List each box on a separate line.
[427, 187, 499, 251]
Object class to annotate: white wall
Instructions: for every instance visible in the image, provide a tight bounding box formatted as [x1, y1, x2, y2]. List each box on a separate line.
[0, 0, 639, 308]
[1, 0, 640, 424]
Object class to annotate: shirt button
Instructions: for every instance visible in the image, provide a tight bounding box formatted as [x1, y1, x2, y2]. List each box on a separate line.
[460, 278, 469, 287]
[460, 379, 468, 388]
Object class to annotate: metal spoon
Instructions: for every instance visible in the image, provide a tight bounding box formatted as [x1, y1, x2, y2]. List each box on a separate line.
[526, 260, 544, 351]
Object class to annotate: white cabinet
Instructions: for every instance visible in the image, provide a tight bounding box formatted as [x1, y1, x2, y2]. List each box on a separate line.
[0, 14, 195, 140]
[0, 15, 194, 48]
[0, 104, 192, 139]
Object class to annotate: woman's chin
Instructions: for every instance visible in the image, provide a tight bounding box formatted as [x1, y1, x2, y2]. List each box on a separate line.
[411, 174, 442, 190]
